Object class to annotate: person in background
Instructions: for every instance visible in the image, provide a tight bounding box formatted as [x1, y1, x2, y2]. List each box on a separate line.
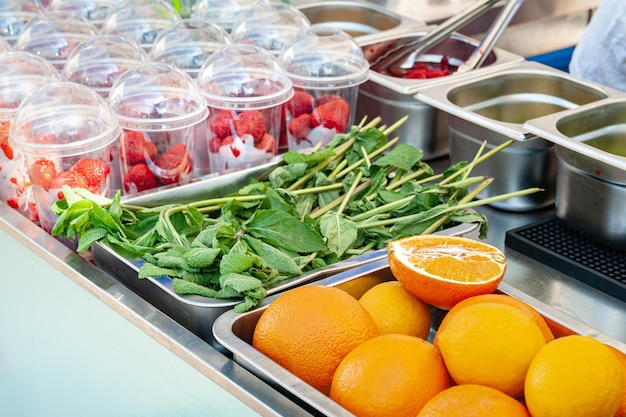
[569, 0, 626, 91]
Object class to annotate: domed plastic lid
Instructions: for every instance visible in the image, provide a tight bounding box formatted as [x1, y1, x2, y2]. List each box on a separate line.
[150, 18, 233, 78]
[230, 2, 310, 56]
[107, 62, 208, 130]
[62, 35, 149, 97]
[46, 0, 119, 29]
[10, 81, 121, 157]
[278, 26, 369, 89]
[13, 11, 99, 70]
[196, 44, 293, 110]
[0, 0, 43, 45]
[0, 51, 61, 120]
[190, 0, 258, 31]
[102, 0, 181, 50]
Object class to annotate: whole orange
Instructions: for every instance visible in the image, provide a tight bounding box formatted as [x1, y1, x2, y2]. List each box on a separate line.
[607, 345, 626, 417]
[525, 335, 624, 417]
[251, 284, 379, 395]
[358, 280, 432, 339]
[417, 384, 530, 417]
[435, 302, 545, 398]
[388, 235, 506, 310]
[330, 333, 450, 417]
[433, 293, 554, 347]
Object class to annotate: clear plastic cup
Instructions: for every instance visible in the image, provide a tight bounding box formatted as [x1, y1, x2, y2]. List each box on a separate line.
[230, 2, 310, 57]
[0, 51, 61, 222]
[150, 18, 233, 79]
[107, 62, 208, 194]
[46, 0, 121, 31]
[278, 26, 369, 151]
[101, 0, 181, 52]
[13, 11, 99, 71]
[0, 35, 11, 52]
[62, 35, 150, 98]
[190, 0, 258, 32]
[0, 0, 43, 46]
[196, 44, 293, 174]
[9, 81, 122, 232]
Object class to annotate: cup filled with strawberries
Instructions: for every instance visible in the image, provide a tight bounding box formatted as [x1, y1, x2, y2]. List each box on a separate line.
[9, 81, 122, 232]
[278, 26, 369, 151]
[107, 62, 209, 195]
[196, 44, 293, 173]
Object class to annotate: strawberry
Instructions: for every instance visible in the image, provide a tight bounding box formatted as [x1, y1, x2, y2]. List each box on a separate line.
[50, 170, 90, 199]
[0, 121, 12, 160]
[315, 94, 342, 107]
[122, 130, 157, 166]
[288, 113, 313, 144]
[155, 146, 192, 185]
[29, 158, 57, 190]
[209, 137, 222, 153]
[255, 133, 277, 154]
[310, 98, 350, 132]
[209, 110, 236, 139]
[164, 143, 189, 157]
[286, 91, 314, 118]
[123, 163, 159, 193]
[69, 158, 110, 189]
[235, 110, 266, 140]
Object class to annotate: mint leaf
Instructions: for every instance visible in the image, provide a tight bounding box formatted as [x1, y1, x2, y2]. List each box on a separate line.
[245, 209, 327, 253]
[183, 247, 221, 268]
[243, 235, 301, 275]
[219, 241, 257, 275]
[373, 144, 423, 171]
[320, 213, 358, 258]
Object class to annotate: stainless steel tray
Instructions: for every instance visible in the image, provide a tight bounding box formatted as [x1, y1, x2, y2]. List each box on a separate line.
[93, 160, 479, 351]
[212, 258, 626, 417]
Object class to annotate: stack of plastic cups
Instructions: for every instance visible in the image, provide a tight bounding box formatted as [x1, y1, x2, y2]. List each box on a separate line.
[62, 35, 150, 98]
[0, 51, 61, 222]
[107, 62, 208, 195]
[195, 44, 293, 173]
[278, 26, 369, 151]
[101, 0, 181, 52]
[46, 0, 121, 31]
[13, 11, 99, 71]
[150, 18, 233, 79]
[190, 0, 258, 33]
[9, 82, 122, 233]
[0, 0, 43, 46]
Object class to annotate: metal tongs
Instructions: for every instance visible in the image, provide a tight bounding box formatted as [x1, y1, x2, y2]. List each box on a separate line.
[371, 0, 524, 73]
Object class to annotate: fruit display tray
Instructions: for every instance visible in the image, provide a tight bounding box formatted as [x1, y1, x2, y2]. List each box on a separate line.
[212, 258, 626, 417]
[92, 159, 479, 350]
[505, 216, 626, 303]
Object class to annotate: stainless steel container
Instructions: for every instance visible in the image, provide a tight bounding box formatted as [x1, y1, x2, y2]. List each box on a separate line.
[296, 0, 425, 40]
[524, 98, 626, 248]
[213, 258, 626, 417]
[356, 29, 523, 160]
[92, 158, 479, 350]
[416, 61, 622, 211]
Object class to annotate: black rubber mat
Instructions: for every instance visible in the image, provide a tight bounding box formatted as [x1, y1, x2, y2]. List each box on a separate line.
[505, 217, 626, 303]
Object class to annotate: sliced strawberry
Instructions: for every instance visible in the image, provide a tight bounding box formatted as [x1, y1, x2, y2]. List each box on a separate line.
[255, 133, 277, 154]
[123, 163, 159, 193]
[235, 110, 266, 140]
[286, 91, 314, 118]
[315, 94, 342, 107]
[310, 98, 350, 132]
[69, 158, 110, 189]
[29, 158, 57, 190]
[288, 113, 313, 144]
[122, 130, 157, 166]
[209, 110, 236, 139]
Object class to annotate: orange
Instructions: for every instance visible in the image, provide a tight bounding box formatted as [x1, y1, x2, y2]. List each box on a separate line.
[251, 284, 378, 395]
[358, 281, 432, 339]
[435, 302, 545, 398]
[387, 235, 506, 310]
[608, 345, 626, 417]
[336, 272, 390, 299]
[433, 293, 554, 346]
[417, 384, 530, 417]
[525, 335, 624, 417]
[330, 333, 450, 417]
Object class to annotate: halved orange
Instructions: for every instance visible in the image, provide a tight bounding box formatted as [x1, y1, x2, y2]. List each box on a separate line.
[387, 235, 506, 310]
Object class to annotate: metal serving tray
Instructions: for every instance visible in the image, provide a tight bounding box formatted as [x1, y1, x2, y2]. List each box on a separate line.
[213, 258, 626, 417]
[93, 160, 479, 351]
